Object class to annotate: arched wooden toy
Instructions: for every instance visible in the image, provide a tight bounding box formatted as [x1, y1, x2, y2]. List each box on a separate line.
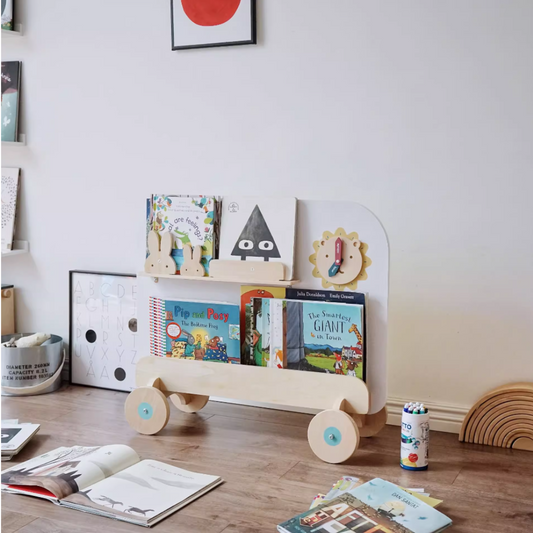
[125, 357, 385, 463]
[460, 382, 533, 451]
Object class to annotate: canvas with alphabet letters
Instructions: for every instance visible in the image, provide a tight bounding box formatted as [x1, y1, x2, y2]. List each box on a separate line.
[69, 271, 138, 392]
[219, 196, 297, 280]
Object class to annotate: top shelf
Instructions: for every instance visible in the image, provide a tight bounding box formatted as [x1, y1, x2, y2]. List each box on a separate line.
[2, 25, 23, 37]
[137, 271, 298, 287]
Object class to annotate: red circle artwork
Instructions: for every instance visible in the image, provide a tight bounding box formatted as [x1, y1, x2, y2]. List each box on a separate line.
[181, 0, 241, 27]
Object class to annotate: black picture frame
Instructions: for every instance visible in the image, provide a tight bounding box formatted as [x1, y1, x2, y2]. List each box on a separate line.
[170, 0, 256, 51]
[69, 270, 137, 392]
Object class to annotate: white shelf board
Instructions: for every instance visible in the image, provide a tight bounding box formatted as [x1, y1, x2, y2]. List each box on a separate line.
[2, 134, 26, 146]
[137, 271, 298, 287]
[2, 24, 23, 37]
[2, 240, 29, 257]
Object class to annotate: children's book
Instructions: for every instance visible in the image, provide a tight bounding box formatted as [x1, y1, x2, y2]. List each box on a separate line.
[1, 167, 20, 250]
[149, 195, 218, 275]
[269, 298, 285, 368]
[279, 489, 451, 533]
[1, 445, 222, 528]
[149, 297, 240, 363]
[1, 422, 40, 460]
[1, 62, 21, 142]
[348, 479, 452, 532]
[219, 196, 297, 280]
[240, 286, 286, 365]
[249, 297, 270, 366]
[1, 0, 13, 30]
[283, 299, 365, 379]
[285, 289, 366, 381]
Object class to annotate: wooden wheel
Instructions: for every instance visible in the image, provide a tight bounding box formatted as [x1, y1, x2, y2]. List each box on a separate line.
[125, 386, 170, 435]
[169, 392, 210, 413]
[355, 405, 388, 438]
[308, 409, 360, 463]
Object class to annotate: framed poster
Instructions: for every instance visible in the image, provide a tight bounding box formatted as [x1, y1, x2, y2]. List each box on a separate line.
[69, 271, 138, 392]
[171, 0, 256, 51]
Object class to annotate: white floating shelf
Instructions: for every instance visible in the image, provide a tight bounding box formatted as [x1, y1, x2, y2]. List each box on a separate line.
[2, 134, 26, 146]
[137, 271, 298, 287]
[2, 24, 23, 37]
[2, 240, 29, 257]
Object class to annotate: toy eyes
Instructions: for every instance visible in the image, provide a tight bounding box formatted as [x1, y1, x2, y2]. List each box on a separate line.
[258, 240, 274, 251]
[238, 239, 253, 250]
[325, 254, 329, 258]
[349, 255, 353, 259]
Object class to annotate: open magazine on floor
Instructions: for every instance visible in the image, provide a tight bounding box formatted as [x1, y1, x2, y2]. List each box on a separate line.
[1, 445, 222, 527]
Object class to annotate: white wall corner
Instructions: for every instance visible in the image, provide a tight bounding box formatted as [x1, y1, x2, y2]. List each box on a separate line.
[386, 397, 469, 434]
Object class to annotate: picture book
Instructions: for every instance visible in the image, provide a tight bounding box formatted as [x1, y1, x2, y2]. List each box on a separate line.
[1, 61, 21, 142]
[1, 445, 223, 528]
[285, 288, 366, 381]
[349, 479, 452, 532]
[269, 298, 285, 368]
[149, 297, 240, 363]
[1, 0, 13, 30]
[149, 194, 218, 275]
[240, 285, 286, 365]
[249, 297, 269, 366]
[1, 422, 40, 461]
[1, 167, 20, 251]
[219, 196, 297, 280]
[283, 300, 364, 379]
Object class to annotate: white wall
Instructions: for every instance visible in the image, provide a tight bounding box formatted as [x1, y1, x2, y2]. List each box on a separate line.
[3, 1, 533, 424]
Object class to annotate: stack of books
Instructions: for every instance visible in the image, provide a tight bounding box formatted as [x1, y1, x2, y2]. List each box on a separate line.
[1, 420, 40, 461]
[278, 476, 451, 533]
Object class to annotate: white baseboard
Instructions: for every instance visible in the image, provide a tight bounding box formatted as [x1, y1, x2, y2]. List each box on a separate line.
[211, 396, 469, 435]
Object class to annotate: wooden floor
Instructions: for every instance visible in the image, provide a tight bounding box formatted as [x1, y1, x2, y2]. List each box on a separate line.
[2, 386, 533, 532]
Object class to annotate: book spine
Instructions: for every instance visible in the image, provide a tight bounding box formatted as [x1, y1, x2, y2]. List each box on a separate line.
[149, 297, 165, 357]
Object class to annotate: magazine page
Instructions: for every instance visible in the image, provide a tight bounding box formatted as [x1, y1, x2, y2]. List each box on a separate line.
[1, 445, 139, 500]
[61, 459, 222, 526]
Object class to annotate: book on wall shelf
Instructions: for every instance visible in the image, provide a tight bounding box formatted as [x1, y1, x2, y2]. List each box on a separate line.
[1, 167, 20, 251]
[1, 445, 223, 527]
[1, 61, 21, 142]
[1, 0, 13, 30]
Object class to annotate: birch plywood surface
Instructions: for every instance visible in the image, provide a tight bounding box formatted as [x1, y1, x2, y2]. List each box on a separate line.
[3, 385, 533, 532]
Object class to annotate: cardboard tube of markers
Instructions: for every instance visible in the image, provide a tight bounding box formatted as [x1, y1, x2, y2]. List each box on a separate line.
[400, 408, 430, 470]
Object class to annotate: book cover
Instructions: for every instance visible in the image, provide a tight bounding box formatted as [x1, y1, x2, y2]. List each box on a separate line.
[219, 196, 297, 280]
[150, 195, 217, 275]
[285, 288, 366, 381]
[1, 0, 13, 30]
[1, 61, 21, 142]
[269, 298, 285, 368]
[248, 297, 270, 366]
[349, 479, 452, 533]
[240, 286, 286, 365]
[284, 300, 364, 379]
[1, 167, 20, 250]
[1, 423, 40, 453]
[279, 492, 432, 533]
[149, 298, 240, 363]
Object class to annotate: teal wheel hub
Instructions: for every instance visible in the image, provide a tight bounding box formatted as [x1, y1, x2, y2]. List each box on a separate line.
[138, 402, 153, 420]
[324, 426, 342, 446]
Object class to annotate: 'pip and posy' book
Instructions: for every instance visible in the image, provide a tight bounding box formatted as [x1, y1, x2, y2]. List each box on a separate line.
[150, 195, 217, 275]
[149, 298, 240, 363]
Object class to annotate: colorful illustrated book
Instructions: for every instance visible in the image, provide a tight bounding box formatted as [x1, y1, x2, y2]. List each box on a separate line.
[219, 197, 297, 280]
[1, 445, 223, 528]
[149, 297, 240, 363]
[1, 167, 20, 250]
[149, 195, 218, 275]
[249, 297, 269, 366]
[240, 285, 285, 365]
[285, 288, 366, 381]
[269, 298, 286, 368]
[1, 61, 21, 142]
[279, 489, 451, 533]
[1, 0, 13, 30]
[349, 479, 452, 532]
[283, 299, 364, 379]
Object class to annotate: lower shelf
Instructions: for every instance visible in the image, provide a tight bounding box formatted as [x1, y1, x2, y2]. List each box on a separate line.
[2, 240, 29, 257]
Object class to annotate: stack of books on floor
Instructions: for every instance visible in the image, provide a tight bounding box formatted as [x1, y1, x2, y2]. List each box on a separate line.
[278, 476, 451, 533]
[1, 420, 40, 461]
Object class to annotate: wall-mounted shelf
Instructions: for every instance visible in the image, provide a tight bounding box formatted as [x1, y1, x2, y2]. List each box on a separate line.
[2, 134, 26, 146]
[1, 24, 23, 37]
[2, 240, 29, 257]
[137, 271, 299, 287]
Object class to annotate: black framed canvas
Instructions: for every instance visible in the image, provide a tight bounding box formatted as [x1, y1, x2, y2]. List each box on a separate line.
[171, 0, 256, 51]
[69, 271, 138, 392]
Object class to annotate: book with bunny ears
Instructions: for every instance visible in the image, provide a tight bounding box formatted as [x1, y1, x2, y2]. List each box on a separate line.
[149, 195, 219, 276]
[149, 297, 240, 363]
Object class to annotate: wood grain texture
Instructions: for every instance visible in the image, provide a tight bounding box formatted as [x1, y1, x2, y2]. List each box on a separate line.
[2, 385, 533, 532]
